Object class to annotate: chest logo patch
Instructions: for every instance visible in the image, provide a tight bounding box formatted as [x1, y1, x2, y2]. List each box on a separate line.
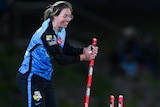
[46, 35, 57, 46]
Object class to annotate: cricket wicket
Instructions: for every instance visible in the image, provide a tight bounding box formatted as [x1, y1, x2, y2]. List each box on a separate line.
[110, 95, 124, 107]
[84, 38, 97, 107]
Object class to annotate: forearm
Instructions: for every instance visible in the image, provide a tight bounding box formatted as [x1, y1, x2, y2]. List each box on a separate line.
[62, 40, 83, 55]
[48, 44, 81, 65]
[41, 35, 81, 64]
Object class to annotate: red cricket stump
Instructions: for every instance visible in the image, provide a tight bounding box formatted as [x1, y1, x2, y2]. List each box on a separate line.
[84, 38, 97, 107]
[118, 95, 124, 107]
[110, 95, 115, 107]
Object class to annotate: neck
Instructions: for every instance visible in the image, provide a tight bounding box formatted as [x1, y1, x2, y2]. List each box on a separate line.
[52, 21, 60, 32]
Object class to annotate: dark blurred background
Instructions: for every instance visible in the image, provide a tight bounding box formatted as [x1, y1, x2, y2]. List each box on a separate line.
[1, 0, 160, 107]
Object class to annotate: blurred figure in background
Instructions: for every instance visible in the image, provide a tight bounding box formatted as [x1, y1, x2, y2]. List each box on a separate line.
[110, 26, 141, 80]
[109, 26, 142, 103]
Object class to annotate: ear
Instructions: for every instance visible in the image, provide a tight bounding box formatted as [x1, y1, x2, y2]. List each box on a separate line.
[53, 15, 58, 20]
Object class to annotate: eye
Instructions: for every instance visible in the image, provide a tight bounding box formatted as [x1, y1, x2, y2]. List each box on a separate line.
[63, 14, 68, 18]
[62, 14, 67, 18]
[62, 14, 74, 20]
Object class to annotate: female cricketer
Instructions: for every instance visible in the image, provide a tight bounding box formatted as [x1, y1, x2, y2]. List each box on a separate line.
[16, 1, 98, 107]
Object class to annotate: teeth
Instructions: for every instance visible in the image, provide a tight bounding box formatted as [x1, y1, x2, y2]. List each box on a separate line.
[62, 22, 69, 27]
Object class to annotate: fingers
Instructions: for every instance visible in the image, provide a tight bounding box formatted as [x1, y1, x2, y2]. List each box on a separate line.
[91, 46, 98, 54]
[83, 45, 92, 53]
[86, 47, 98, 60]
[89, 54, 97, 60]
[82, 45, 99, 61]
[84, 45, 98, 53]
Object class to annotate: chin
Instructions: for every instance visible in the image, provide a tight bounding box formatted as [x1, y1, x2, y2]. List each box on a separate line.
[63, 26, 67, 28]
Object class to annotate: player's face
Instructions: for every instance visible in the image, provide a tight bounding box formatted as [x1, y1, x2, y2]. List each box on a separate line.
[54, 8, 73, 29]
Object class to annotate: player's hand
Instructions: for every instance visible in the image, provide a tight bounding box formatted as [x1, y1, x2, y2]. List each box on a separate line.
[83, 45, 92, 54]
[90, 45, 98, 57]
[82, 45, 98, 61]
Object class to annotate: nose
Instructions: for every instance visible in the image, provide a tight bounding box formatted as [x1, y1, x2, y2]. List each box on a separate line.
[66, 18, 71, 21]
[68, 15, 73, 21]
[66, 17, 72, 22]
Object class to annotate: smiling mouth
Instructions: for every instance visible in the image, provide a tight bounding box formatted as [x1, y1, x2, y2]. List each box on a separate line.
[63, 22, 69, 27]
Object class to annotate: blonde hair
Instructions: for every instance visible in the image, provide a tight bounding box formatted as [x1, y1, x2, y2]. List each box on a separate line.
[43, 1, 73, 21]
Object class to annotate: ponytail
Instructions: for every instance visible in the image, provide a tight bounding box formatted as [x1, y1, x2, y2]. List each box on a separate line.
[43, 1, 73, 21]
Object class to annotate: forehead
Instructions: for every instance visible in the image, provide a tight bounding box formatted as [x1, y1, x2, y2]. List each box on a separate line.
[59, 8, 72, 15]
